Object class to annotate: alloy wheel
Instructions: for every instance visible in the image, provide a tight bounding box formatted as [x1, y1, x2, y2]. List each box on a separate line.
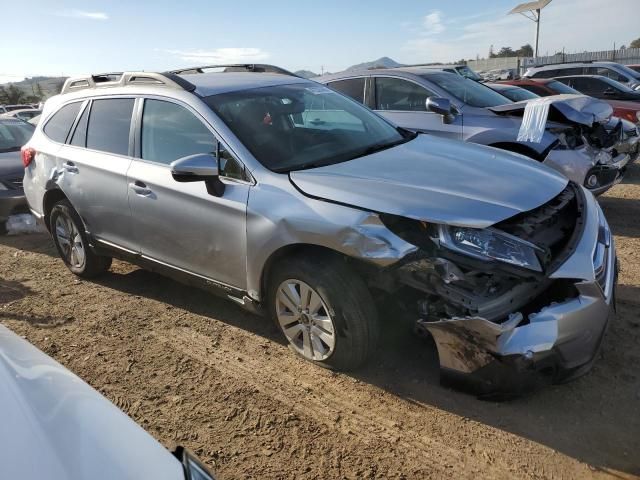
[55, 213, 85, 269]
[276, 279, 336, 361]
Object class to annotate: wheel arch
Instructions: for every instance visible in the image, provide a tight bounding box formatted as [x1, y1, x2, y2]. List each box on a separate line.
[259, 243, 368, 304]
[42, 187, 70, 231]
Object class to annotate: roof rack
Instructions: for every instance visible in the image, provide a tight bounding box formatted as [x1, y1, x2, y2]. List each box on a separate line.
[167, 63, 299, 77]
[60, 71, 196, 95]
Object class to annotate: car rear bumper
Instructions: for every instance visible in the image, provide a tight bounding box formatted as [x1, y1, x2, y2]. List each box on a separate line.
[0, 191, 28, 221]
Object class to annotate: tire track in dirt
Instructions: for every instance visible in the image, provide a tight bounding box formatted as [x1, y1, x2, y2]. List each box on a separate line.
[155, 326, 606, 479]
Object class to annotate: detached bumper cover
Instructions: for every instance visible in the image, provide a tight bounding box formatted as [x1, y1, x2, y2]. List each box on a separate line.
[423, 190, 616, 397]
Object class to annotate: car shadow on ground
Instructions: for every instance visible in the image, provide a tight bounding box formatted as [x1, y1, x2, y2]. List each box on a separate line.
[0, 232, 57, 258]
[600, 196, 640, 239]
[92, 265, 639, 476]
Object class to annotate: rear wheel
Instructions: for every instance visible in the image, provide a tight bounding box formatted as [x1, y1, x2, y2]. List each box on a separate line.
[268, 253, 379, 371]
[50, 200, 112, 278]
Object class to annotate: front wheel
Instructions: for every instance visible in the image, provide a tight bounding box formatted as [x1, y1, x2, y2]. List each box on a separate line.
[268, 254, 379, 371]
[50, 199, 112, 278]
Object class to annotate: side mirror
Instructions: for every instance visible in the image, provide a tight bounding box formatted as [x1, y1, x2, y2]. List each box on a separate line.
[426, 97, 456, 124]
[170, 153, 225, 197]
[174, 446, 217, 480]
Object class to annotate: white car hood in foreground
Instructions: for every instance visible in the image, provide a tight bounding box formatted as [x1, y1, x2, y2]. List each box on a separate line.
[0, 324, 184, 480]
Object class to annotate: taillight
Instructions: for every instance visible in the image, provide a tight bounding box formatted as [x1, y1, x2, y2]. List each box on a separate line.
[21, 146, 35, 168]
[622, 111, 637, 123]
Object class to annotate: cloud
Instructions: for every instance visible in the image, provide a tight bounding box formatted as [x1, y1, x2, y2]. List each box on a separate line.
[166, 48, 270, 64]
[58, 9, 109, 20]
[422, 11, 445, 36]
[401, 0, 640, 64]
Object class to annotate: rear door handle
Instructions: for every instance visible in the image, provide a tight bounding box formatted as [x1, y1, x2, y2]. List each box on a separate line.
[63, 161, 79, 174]
[129, 180, 153, 196]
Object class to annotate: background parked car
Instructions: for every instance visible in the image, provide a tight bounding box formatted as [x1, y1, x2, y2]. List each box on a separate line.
[319, 68, 639, 195]
[553, 75, 640, 103]
[500, 78, 640, 124]
[487, 83, 540, 102]
[1, 108, 42, 122]
[524, 61, 640, 91]
[407, 64, 483, 81]
[627, 64, 640, 74]
[0, 117, 33, 233]
[0, 104, 34, 114]
[483, 68, 517, 81]
[0, 323, 215, 480]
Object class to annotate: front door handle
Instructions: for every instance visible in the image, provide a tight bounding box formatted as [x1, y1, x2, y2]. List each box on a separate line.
[63, 161, 79, 174]
[129, 180, 153, 196]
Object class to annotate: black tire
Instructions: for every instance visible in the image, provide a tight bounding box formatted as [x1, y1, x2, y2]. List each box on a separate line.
[50, 199, 112, 278]
[267, 252, 379, 371]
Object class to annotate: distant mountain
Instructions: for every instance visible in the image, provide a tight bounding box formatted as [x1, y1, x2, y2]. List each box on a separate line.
[345, 57, 404, 72]
[294, 70, 319, 79]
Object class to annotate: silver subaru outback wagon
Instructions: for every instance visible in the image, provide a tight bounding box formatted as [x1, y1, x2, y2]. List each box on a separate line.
[23, 65, 617, 396]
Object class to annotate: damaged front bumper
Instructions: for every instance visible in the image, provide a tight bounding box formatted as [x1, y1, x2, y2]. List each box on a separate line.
[421, 191, 616, 398]
[544, 141, 638, 196]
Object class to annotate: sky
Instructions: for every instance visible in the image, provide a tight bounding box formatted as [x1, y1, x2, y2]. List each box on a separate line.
[1, 0, 638, 83]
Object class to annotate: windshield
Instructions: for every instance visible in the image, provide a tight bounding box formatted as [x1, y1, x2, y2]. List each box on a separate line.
[205, 83, 409, 172]
[496, 86, 539, 102]
[615, 64, 640, 81]
[602, 76, 636, 93]
[421, 73, 511, 107]
[455, 66, 482, 81]
[546, 80, 581, 95]
[0, 119, 34, 152]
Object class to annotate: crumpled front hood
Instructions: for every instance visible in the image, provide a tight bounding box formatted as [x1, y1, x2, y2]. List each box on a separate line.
[0, 150, 23, 178]
[490, 94, 613, 126]
[290, 135, 568, 228]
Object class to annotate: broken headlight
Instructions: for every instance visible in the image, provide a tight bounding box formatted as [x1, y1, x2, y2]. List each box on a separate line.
[438, 225, 543, 272]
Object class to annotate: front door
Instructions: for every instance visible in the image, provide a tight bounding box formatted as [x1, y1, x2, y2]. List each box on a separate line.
[127, 98, 250, 289]
[372, 76, 463, 140]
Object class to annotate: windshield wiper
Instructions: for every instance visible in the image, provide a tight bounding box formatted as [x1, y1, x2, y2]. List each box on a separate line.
[346, 136, 413, 162]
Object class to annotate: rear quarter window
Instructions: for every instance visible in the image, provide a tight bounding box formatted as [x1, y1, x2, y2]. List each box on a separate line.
[43, 102, 82, 143]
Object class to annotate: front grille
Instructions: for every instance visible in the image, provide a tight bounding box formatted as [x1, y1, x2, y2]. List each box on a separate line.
[593, 220, 612, 296]
[496, 183, 582, 270]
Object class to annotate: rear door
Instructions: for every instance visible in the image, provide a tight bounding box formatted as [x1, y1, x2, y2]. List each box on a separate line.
[52, 97, 136, 250]
[127, 97, 250, 289]
[372, 76, 462, 139]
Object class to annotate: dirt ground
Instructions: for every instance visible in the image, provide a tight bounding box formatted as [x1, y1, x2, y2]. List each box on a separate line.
[2, 166, 640, 480]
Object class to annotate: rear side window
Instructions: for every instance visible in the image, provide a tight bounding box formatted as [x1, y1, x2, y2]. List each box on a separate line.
[328, 78, 366, 104]
[86, 99, 134, 156]
[141, 99, 216, 165]
[43, 102, 82, 143]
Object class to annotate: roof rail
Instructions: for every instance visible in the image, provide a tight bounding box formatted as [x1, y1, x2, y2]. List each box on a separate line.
[60, 72, 196, 95]
[167, 64, 299, 77]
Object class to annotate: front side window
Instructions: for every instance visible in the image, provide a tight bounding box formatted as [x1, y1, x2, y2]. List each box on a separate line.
[205, 83, 408, 173]
[86, 99, 134, 156]
[421, 73, 510, 107]
[141, 100, 216, 165]
[43, 102, 82, 143]
[596, 68, 627, 82]
[328, 78, 366, 103]
[375, 77, 435, 111]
